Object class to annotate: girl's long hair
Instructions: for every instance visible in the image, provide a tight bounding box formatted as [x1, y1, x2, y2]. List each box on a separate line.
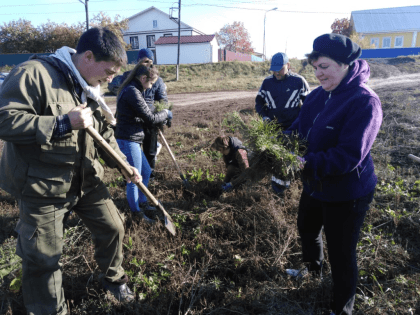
[117, 62, 159, 96]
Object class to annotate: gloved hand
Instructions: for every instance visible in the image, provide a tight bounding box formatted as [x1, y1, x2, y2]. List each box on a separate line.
[262, 116, 271, 123]
[290, 152, 305, 171]
[166, 118, 172, 128]
[164, 109, 173, 120]
[221, 182, 233, 192]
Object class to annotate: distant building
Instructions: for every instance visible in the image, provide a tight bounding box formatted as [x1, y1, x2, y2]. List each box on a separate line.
[252, 52, 264, 61]
[123, 6, 205, 63]
[155, 35, 218, 64]
[351, 5, 420, 58]
[218, 50, 263, 62]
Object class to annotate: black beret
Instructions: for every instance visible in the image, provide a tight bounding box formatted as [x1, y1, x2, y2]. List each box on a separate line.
[313, 33, 362, 65]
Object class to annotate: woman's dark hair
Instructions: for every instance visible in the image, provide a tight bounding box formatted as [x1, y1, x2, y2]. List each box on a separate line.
[210, 136, 230, 151]
[118, 64, 159, 96]
[305, 51, 343, 66]
[76, 27, 127, 66]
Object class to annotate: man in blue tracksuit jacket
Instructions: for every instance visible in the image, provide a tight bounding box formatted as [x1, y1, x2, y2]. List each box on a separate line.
[255, 52, 310, 195]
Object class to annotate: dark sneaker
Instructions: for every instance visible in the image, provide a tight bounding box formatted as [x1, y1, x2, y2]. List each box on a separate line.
[99, 274, 134, 302]
[139, 202, 157, 212]
[271, 179, 290, 197]
[286, 267, 309, 279]
[286, 263, 323, 280]
[133, 210, 156, 224]
[139, 202, 158, 222]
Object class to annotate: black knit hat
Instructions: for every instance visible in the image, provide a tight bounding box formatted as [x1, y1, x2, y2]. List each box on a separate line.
[313, 33, 362, 65]
[137, 48, 154, 62]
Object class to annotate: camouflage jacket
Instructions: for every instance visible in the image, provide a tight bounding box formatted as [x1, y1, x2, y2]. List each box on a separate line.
[0, 56, 126, 203]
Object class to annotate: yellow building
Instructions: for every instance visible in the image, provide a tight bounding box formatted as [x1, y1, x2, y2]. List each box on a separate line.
[351, 6, 420, 49]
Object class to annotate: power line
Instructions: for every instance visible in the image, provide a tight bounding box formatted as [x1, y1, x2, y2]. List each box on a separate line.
[183, 3, 349, 14]
[0, 0, 173, 8]
[0, 1, 418, 15]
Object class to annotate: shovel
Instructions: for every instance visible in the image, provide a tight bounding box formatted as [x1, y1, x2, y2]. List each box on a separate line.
[408, 154, 420, 164]
[158, 129, 191, 189]
[86, 126, 176, 236]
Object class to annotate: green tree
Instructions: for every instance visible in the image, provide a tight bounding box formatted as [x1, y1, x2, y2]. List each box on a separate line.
[90, 12, 129, 49]
[0, 19, 41, 53]
[38, 21, 85, 52]
[0, 12, 128, 54]
[216, 21, 254, 54]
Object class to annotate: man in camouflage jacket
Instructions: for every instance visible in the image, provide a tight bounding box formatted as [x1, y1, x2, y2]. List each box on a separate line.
[0, 28, 140, 314]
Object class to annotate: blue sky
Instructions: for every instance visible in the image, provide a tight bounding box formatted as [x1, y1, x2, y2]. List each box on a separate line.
[1, 0, 419, 59]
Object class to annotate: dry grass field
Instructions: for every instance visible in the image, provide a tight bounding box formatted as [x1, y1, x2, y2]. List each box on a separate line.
[1, 56, 420, 314]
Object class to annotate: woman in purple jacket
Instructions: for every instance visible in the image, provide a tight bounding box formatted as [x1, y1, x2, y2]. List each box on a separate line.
[285, 34, 383, 315]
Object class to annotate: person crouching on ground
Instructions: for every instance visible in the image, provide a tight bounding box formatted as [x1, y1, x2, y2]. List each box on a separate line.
[284, 33, 383, 315]
[211, 136, 251, 192]
[115, 64, 172, 221]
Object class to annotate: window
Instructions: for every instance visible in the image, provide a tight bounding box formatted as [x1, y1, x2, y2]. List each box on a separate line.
[147, 35, 156, 48]
[129, 36, 139, 49]
[153, 20, 158, 28]
[370, 38, 379, 48]
[394, 36, 404, 48]
[163, 33, 173, 37]
[382, 37, 391, 48]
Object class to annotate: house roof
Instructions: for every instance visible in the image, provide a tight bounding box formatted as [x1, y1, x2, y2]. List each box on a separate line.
[351, 5, 420, 33]
[155, 35, 216, 45]
[126, 6, 204, 35]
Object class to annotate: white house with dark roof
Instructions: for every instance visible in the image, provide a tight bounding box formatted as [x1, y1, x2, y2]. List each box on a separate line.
[154, 35, 218, 64]
[123, 6, 205, 63]
[351, 5, 420, 57]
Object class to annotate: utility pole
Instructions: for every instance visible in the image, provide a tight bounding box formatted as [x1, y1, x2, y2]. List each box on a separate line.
[176, 0, 181, 81]
[78, 0, 89, 30]
[263, 7, 277, 61]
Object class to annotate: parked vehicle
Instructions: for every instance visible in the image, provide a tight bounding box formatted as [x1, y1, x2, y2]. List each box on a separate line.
[0, 72, 9, 90]
[108, 75, 124, 95]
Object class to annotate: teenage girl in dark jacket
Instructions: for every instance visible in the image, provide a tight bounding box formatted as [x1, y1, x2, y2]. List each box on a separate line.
[115, 64, 172, 221]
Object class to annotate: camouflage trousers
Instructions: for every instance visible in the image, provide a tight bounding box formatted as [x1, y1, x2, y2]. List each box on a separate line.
[15, 183, 126, 315]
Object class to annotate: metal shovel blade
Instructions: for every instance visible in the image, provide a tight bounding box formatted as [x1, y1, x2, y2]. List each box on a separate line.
[86, 126, 176, 235]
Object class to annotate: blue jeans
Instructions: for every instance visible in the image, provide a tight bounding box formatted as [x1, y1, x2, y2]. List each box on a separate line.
[297, 189, 374, 315]
[116, 139, 151, 212]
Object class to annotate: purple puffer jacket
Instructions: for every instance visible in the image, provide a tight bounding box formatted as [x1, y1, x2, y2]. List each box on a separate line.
[287, 60, 383, 201]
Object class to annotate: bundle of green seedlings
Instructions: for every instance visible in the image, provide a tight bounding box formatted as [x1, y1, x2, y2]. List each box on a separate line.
[225, 111, 307, 183]
[154, 100, 173, 112]
[153, 101, 173, 129]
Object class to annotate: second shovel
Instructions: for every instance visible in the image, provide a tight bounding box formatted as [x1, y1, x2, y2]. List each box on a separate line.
[158, 130, 191, 189]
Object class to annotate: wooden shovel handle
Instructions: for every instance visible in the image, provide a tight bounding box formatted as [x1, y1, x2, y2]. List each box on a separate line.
[158, 130, 183, 176]
[86, 126, 159, 205]
[408, 154, 420, 164]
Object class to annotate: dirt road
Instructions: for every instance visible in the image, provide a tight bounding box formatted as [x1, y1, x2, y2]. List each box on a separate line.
[105, 90, 258, 113]
[104, 73, 420, 113]
[368, 73, 420, 89]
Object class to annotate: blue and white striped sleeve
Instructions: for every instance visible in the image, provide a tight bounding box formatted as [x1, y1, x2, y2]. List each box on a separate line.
[52, 115, 72, 138]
